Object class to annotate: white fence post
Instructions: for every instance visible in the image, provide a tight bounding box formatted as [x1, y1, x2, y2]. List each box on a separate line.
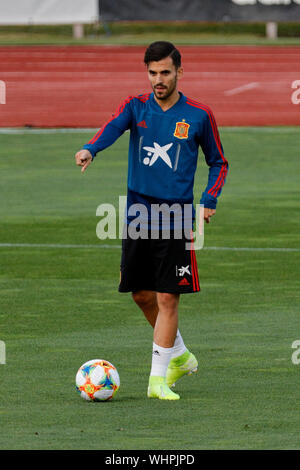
[0, 80, 6, 104]
[73, 23, 84, 39]
[266, 22, 278, 40]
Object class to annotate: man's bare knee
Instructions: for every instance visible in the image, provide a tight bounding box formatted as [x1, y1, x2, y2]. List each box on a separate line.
[157, 293, 179, 312]
[132, 290, 157, 309]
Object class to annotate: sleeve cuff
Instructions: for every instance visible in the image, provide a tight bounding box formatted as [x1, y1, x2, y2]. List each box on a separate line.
[200, 192, 217, 209]
[82, 144, 97, 160]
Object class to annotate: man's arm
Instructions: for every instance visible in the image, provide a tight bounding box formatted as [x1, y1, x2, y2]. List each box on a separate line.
[74, 96, 133, 172]
[199, 108, 228, 221]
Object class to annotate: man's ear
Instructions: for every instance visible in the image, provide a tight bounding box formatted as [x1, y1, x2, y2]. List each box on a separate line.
[177, 67, 183, 80]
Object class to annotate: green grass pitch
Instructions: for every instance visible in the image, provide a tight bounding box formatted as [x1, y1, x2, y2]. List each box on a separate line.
[0, 128, 300, 450]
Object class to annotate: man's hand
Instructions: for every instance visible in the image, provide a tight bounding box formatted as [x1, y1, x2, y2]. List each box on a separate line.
[75, 149, 93, 173]
[204, 208, 216, 224]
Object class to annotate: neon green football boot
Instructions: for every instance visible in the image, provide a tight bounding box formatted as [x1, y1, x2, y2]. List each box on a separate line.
[166, 351, 198, 388]
[147, 376, 180, 400]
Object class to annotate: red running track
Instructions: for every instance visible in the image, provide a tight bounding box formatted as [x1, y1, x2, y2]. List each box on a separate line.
[0, 45, 300, 127]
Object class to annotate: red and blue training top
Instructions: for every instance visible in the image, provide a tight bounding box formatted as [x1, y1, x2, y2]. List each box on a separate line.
[83, 92, 228, 210]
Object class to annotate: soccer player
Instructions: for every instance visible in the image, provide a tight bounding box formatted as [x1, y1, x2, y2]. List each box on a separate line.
[75, 41, 228, 400]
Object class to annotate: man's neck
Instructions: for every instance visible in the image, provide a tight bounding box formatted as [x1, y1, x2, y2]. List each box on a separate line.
[154, 90, 180, 112]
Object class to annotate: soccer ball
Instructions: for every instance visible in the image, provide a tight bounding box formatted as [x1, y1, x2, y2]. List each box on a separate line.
[75, 359, 120, 402]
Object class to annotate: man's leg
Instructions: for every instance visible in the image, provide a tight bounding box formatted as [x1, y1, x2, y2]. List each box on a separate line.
[132, 291, 178, 398]
[156, 296, 197, 390]
[148, 292, 180, 399]
[132, 290, 197, 398]
[154, 292, 179, 347]
[131, 290, 158, 328]
[132, 290, 189, 357]
[132, 291, 186, 358]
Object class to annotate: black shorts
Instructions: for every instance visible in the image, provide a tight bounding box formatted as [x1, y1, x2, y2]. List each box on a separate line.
[119, 229, 200, 294]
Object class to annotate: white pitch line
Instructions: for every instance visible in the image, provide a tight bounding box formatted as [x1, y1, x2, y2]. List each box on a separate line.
[205, 246, 300, 253]
[0, 243, 121, 249]
[224, 82, 260, 96]
[0, 128, 98, 135]
[0, 127, 298, 135]
[220, 127, 300, 134]
[0, 243, 299, 252]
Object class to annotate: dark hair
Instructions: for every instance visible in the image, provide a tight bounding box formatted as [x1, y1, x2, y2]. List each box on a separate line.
[144, 41, 181, 69]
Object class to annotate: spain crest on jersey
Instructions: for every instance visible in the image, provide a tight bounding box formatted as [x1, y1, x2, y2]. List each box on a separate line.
[174, 120, 190, 139]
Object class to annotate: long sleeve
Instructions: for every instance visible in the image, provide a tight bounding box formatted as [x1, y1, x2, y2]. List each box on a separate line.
[199, 110, 228, 209]
[82, 97, 133, 159]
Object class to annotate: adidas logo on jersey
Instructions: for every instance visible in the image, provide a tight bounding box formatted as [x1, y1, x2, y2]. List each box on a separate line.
[137, 120, 147, 128]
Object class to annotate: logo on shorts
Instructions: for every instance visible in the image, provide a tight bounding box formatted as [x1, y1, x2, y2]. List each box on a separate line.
[178, 278, 190, 286]
[176, 265, 191, 286]
[176, 265, 191, 277]
[174, 120, 190, 139]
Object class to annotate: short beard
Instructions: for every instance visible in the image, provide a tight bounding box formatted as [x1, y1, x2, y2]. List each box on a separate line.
[153, 76, 177, 101]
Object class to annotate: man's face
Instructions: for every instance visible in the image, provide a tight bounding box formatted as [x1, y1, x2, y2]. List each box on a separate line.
[147, 56, 183, 101]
